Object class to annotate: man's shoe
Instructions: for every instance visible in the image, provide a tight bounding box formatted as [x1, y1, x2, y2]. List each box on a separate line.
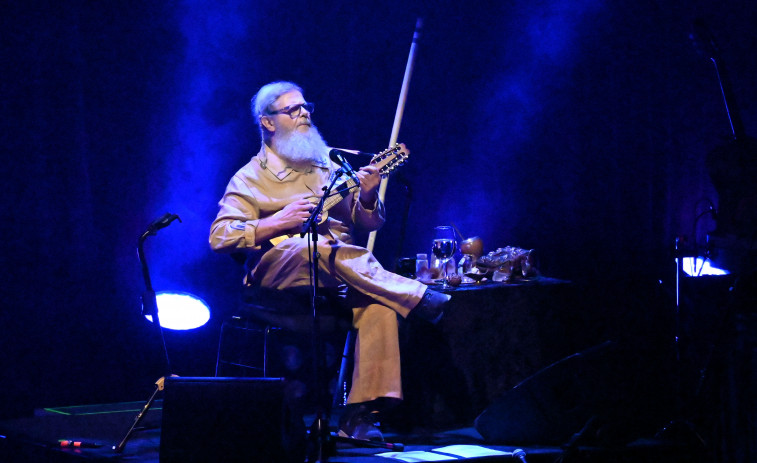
[409, 288, 451, 324]
[337, 405, 384, 442]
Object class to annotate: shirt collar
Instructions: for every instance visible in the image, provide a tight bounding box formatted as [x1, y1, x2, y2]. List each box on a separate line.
[258, 144, 329, 176]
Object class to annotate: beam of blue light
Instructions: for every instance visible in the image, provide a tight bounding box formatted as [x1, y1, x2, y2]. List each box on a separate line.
[143, 1, 261, 297]
[144, 291, 211, 330]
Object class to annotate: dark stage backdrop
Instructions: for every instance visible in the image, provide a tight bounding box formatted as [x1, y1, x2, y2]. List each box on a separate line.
[1, 0, 755, 421]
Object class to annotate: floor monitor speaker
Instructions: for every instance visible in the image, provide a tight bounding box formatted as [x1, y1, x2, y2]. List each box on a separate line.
[160, 376, 305, 463]
[474, 342, 616, 445]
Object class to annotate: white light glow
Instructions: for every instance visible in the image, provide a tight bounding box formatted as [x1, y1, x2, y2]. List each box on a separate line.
[679, 257, 730, 277]
[145, 291, 211, 330]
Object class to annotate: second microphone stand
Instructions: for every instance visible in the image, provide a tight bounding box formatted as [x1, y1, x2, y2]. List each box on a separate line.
[114, 213, 181, 453]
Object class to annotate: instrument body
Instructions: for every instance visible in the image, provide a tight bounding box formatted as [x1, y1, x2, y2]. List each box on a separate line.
[269, 144, 410, 246]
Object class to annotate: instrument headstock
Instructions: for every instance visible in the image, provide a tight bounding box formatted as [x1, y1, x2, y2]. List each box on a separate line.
[371, 143, 410, 175]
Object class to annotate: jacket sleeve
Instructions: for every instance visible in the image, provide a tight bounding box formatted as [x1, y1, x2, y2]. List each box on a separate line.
[209, 174, 264, 253]
[350, 191, 386, 232]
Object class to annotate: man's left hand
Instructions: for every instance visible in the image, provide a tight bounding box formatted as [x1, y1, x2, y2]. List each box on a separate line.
[356, 164, 381, 207]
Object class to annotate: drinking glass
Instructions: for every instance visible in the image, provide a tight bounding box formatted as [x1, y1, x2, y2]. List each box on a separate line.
[431, 226, 457, 288]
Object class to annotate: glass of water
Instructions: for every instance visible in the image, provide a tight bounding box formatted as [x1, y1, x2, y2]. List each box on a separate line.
[431, 226, 457, 288]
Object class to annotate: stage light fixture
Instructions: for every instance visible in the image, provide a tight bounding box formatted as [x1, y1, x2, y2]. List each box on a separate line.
[679, 257, 730, 277]
[144, 291, 211, 330]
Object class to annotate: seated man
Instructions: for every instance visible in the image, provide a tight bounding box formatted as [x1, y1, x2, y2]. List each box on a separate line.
[209, 81, 450, 441]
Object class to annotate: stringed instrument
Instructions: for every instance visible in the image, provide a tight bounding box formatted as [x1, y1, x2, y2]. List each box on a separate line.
[269, 143, 410, 246]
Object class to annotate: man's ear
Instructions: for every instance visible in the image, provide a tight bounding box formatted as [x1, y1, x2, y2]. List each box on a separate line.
[260, 115, 276, 133]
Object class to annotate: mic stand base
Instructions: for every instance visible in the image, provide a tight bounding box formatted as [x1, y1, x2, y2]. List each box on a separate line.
[113, 376, 167, 453]
[307, 414, 335, 463]
[305, 414, 405, 462]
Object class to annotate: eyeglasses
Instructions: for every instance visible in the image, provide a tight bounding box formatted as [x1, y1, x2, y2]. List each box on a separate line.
[266, 102, 314, 119]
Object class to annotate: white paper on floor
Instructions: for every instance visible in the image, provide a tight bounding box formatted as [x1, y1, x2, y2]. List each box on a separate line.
[378, 444, 512, 461]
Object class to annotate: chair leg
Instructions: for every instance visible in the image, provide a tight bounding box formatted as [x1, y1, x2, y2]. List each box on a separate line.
[263, 325, 279, 377]
[214, 321, 229, 376]
[216, 317, 273, 377]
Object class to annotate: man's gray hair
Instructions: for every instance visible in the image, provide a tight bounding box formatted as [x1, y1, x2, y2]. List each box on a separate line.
[250, 81, 303, 134]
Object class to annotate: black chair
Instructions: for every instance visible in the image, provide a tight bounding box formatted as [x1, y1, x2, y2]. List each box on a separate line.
[215, 285, 354, 407]
[216, 257, 404, 459]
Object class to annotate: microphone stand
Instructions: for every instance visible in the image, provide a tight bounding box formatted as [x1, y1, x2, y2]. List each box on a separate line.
[654, 237, 706, 448]
[302, 170, 343, 462]
[301, 171, 403, 462]
[114, 213, 181, 453]
[138, 214, 181, 372]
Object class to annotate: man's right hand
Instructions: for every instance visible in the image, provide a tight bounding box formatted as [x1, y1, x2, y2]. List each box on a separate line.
[273, 198, 317, 230]
[254, 197, 322, 244]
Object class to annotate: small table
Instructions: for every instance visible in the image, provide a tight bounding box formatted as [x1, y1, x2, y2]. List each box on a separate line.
[397, 276, 597, 429]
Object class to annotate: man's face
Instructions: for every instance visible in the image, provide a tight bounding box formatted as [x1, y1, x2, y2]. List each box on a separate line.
[264, 89, 328, 166]
[264, 90, 312, 138]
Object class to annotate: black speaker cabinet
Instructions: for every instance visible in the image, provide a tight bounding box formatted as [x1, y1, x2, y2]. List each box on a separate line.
[474, 342, 620, 445]
[160, 377, 305, 463]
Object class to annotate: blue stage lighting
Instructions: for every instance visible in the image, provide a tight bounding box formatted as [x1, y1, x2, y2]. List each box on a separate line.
[145, 291, 211, 330]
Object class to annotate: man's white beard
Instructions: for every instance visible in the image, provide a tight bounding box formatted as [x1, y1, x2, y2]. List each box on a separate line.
[271, 125, 329, 169]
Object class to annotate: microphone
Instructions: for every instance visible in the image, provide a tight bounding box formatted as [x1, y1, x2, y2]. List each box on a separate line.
[147, 213, 181, 234]
[328, 149, 358, 177]
[513, 449, 527, 463]
[690, 18, 718, 59]
[330, 147, 375, 158]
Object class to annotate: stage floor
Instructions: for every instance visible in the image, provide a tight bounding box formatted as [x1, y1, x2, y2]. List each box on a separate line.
[0, 400, 705, 462]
